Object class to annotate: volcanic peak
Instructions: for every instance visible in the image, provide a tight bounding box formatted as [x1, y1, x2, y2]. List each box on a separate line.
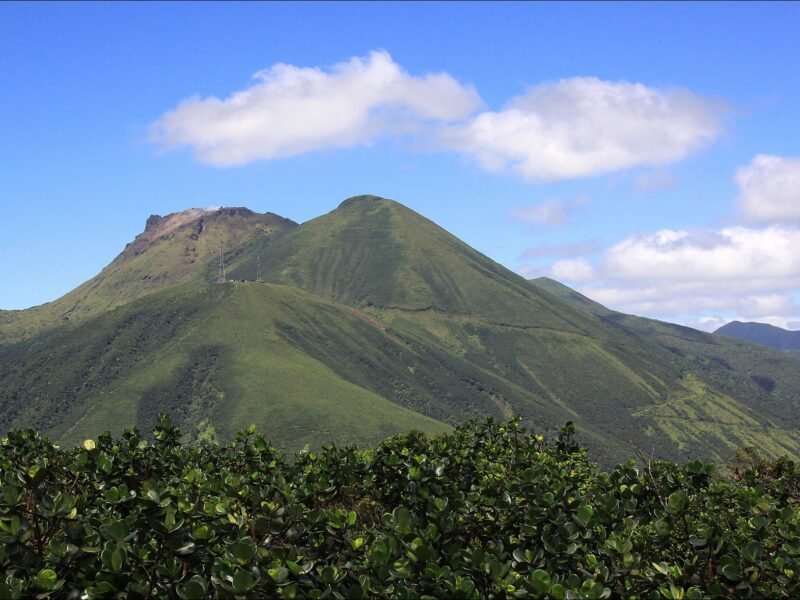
[122, 206, 293, 260]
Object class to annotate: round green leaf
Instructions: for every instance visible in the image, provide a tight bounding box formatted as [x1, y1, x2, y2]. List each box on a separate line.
[667, 491, 689, 513]
[268, 567, 289, 583]
[233, 570, 256, 593]
[176, 577, 207, 600]
[36, 569, 58, 591]
[575, 505, 594, 526]
[721, 563, 742, 582]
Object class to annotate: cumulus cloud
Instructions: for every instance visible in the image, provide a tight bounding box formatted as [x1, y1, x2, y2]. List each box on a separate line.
[736, 154, 800, 223]
[550, 258, 597, 282]
[585, 285, 797, 321]
[603, 226, 800, 284]
[575, 290, 800, 333]
[521, 155, 800, 330]
[507, 194, 587, 227]
[442, 77, 725, 181]
[151, 61, 726, 180]
[150, 50, 483, 165]
[543, 225, 800, 331]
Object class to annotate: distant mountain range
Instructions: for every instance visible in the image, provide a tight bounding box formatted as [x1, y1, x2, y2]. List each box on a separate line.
[715, 321, 800, 354]
[1, 195, 798, 466]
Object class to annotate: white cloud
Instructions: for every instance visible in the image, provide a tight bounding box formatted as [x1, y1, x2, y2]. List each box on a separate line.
[688, 315, 732, 332]
[585, 286, 797, 320]
[603, 226, 800, 284]
[150, 50, 483, 166]
[507, 194, 587, 226]
[526, 155, 800, 330]
[736, 154, 800, 223]
[442, 77, 725, 181]
[152, 62, 726, 182]
[554, 225, 800, 330]
[550, 258, 597, 282]
[577, 285, 800, 333]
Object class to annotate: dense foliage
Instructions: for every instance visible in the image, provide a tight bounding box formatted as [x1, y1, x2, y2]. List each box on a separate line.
[1, 417, 799, 599]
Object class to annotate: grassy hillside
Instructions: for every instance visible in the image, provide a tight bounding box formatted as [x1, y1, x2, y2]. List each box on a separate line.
[4, 276, 798, 465]
[0, 282, 449, 453]
[531, 277, 800, 458]
[226, 196, 597, 330]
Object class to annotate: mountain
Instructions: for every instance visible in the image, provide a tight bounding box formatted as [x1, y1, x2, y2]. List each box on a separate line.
[1, 196, 799, 465]
[0, 207, 298, 346]
[715, 321, 800, 354]
[530, 277, 800, 456]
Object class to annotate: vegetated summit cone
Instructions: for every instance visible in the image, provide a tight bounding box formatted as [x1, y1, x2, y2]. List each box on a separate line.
[227, 195, 595, 332]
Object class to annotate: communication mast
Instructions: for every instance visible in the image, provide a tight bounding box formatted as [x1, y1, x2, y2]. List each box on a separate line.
[256, 254, 262, 282]
[217, 241, 226, 283]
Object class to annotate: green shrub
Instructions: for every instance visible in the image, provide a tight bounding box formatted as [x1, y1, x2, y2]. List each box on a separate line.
[1, 416, 798, 598]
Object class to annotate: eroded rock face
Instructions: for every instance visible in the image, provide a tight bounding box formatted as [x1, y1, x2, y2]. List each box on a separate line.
[145, 214, 163, 231]
[123, 208, 220, 258]
[118, 207, 297, 262]
[189, 218, 205, 241]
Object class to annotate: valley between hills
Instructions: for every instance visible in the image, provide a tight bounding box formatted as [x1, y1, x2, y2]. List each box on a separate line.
[1, 195, 798, 466]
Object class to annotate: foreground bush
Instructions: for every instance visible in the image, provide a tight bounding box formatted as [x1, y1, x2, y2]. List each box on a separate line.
[1, 416, 799, 599]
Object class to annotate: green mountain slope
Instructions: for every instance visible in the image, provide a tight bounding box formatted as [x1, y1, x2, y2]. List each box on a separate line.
[226, 196, 595, 330]
[1, 197, 799, 466]
[531, 277, 800, 458]
[716, 320, 800, 353]
[0, 278, 669, 461]
[0, 282, 449, 452]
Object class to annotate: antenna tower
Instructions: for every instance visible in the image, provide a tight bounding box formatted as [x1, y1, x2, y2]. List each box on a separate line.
[256, 254, 262, 282]
[217, 241, 226, 283]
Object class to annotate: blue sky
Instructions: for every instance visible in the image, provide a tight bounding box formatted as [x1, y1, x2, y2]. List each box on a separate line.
[2, 2, 799, 330]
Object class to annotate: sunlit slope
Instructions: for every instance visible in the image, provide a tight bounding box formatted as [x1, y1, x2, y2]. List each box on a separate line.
[6, 275, 796, 464]
[0, 279, 670, 463]
[0, 208, 296, 345]
[530, 277, 800, 460]
[227, 196, 596, 331]
[0, 282, 449, 452]
[0, 277, 617, 454]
